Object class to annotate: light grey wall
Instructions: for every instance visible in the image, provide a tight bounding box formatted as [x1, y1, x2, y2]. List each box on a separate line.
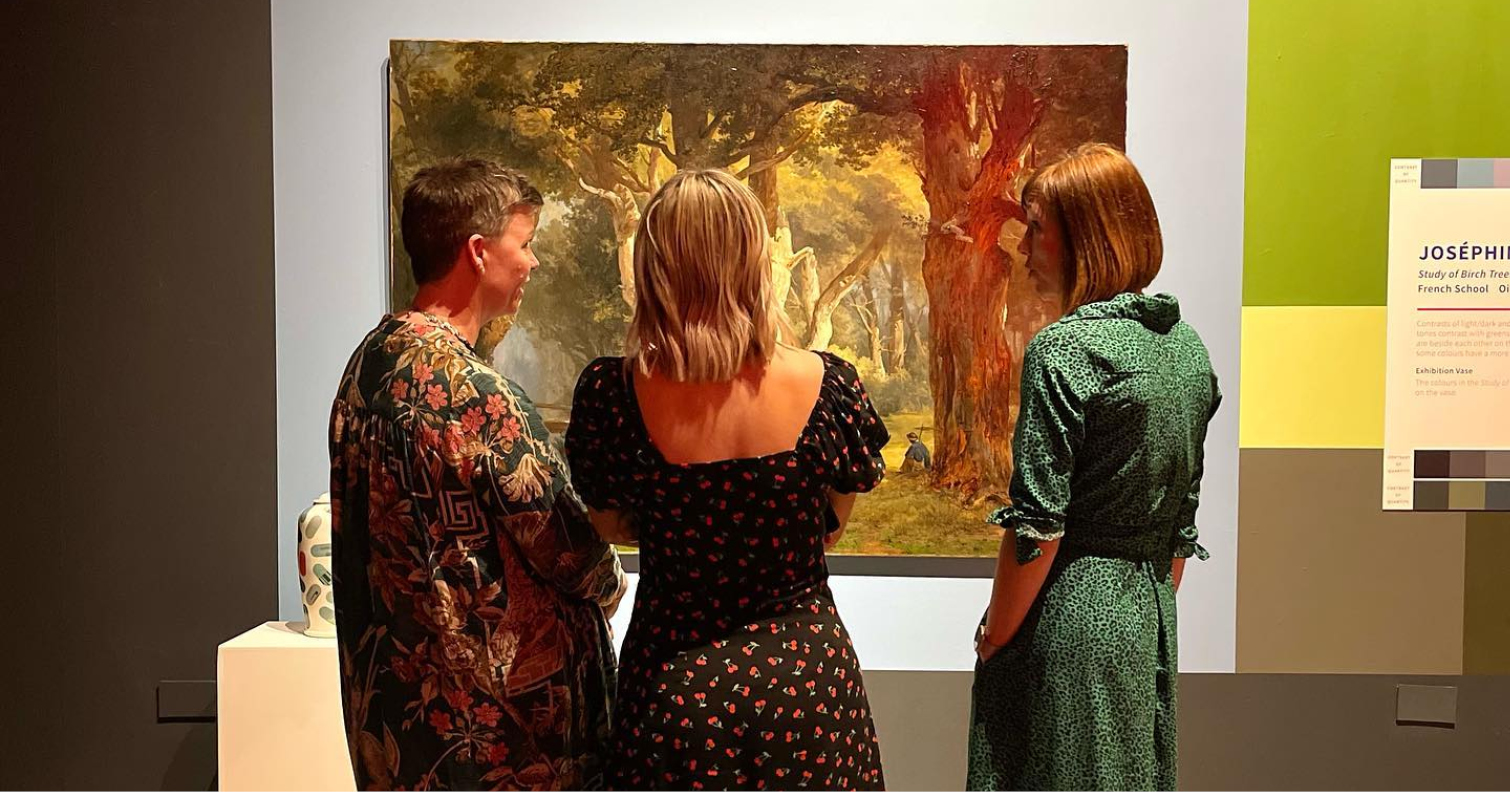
[271, 0, 1248, 671]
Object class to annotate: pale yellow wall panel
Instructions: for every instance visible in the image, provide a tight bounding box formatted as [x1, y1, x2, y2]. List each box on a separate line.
[1240, 306, 1386, 449]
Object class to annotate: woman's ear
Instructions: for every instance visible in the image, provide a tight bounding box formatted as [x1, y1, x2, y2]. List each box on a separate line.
[466, 234, 487, 276]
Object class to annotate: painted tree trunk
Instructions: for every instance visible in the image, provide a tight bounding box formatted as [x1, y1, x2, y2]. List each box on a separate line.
[580, 181, 641, 309]
[794, 240, 821, 332]
[609, 195, 640, 309]
[886, 261, 909, 373]
[858, 278, 887, 376]
[769, 210, 812, 334]
[804, 225, 894, 350]
[915, 53, 1042, 497]
[747, 136, 782, 231]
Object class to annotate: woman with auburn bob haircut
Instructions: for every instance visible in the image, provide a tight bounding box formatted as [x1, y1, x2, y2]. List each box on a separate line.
[968, 144, 1221, 791]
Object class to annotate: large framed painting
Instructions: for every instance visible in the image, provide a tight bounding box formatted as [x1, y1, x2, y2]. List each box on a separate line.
[387, 40, 1127, 575]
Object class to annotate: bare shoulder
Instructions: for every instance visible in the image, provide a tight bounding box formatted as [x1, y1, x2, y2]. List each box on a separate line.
[769, 344, 826, 376]
[766, 345, 827, 390]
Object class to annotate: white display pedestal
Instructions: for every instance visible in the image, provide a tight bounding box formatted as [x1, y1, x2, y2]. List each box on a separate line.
[217, 621, 355, 791]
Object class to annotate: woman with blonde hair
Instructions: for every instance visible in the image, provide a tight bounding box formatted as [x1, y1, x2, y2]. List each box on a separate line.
[566, 169, 887, 790]
[968, 144, 1220, 790]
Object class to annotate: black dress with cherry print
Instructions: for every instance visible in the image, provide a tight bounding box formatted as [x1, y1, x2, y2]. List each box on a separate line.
[566, 352, 889, 791]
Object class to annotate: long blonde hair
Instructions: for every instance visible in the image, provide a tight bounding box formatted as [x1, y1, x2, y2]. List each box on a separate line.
[626, 169, 783, 382]
[1021, 143, 1163, 311]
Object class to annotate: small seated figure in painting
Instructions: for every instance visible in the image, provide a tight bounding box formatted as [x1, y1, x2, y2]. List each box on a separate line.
[901, 431, 932, 473]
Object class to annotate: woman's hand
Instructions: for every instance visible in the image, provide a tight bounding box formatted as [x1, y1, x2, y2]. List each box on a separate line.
[601, 566, 627, 621]
[975, 625, 1007, 663]
[978, 534, 1059, 659]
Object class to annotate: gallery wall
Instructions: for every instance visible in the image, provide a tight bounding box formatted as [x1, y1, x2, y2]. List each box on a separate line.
[0, 0, 278, 788]
[1237, 0, 1510, 674]
[0, 0, 1502, 788]
[0, 4, 64, 787]
[270, 0, 1248, 673]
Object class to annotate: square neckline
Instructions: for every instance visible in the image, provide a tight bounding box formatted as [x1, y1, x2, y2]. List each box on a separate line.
[623, 350, 835, 469]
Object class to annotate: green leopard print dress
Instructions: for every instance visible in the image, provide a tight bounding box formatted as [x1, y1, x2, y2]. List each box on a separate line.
[968, 293, 1220, 791]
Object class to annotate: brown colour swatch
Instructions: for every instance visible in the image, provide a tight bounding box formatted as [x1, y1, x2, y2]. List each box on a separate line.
[1449, 450, 1489, 479]
[1415, 481, 1451, 510]
[1485, 451, 1510, 479]
[1415, 450, 1452, 478]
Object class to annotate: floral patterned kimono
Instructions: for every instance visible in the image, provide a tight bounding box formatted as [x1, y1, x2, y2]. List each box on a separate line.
[329, 311, 625, 791]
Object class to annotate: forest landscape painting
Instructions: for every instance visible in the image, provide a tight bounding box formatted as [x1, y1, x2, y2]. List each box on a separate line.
[388, 40, 1127, 562]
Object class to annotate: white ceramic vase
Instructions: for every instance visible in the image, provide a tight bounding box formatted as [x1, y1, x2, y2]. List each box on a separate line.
[297, 493, 336, 638]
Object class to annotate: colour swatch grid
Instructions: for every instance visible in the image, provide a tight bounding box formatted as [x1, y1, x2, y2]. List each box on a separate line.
[1413, 450, 1510, 511]
[1420, 158, 1510, 189]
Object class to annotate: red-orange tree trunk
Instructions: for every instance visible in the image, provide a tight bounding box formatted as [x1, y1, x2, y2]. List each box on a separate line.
[915, 53, 1042, 497]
